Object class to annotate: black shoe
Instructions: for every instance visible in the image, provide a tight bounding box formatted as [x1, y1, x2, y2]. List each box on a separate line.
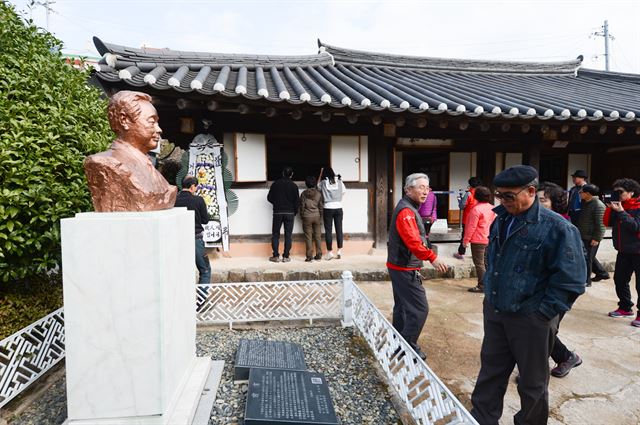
[586, 282, 592, 287]
[468, 285, 484, 293]
[282, 257, 291, 263]
[409, 343, 427, 360]
[314, 254, 322, 261]
[305, 257, 313, 262]
[269, 256, 280, 263]
[592, 274, 610, 282]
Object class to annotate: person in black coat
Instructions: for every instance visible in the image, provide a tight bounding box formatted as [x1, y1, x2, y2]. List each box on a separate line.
[174, 176, 210, 284]
[267, 166, 299, 262]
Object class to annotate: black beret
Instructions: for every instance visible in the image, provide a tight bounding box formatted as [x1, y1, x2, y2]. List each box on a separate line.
[571, 169, 588, 178]
[493, 165, 538, 188]
[581, 184, 599, 196]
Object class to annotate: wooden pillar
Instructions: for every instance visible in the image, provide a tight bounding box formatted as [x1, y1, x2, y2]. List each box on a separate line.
[525, 144, 541, 171]
[372, 133, 390, 248]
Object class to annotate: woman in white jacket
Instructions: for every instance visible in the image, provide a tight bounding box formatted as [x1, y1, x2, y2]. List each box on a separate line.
[319, 167, 346, 260]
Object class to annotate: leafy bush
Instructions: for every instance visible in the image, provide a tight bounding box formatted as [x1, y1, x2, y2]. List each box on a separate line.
[0, 276, 63, 339]
[0, 3, 111, 283]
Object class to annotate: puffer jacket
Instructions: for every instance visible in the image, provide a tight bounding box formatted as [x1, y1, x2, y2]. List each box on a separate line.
[603, 197, 640, 254]
[484, 200, 586, 320]
[577, 197, 606, 241]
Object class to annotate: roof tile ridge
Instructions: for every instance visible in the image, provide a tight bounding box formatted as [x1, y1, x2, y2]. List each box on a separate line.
[318, 39, 581, 75]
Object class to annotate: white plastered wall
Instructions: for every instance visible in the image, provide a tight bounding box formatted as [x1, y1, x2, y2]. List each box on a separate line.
[449, 152, 475, 209]
[394, 149, 403, 206]
[566, 154, 590, 189]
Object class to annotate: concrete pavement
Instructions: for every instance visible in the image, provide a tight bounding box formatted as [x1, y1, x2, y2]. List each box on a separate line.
[359, 277, 640, 425]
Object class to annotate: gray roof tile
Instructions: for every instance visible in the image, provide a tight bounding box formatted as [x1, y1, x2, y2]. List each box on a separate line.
[92, 36, 640, 121]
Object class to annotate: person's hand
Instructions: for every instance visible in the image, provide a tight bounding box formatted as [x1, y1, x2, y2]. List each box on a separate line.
[590, 239, 599, 247]
[431, 259, 448, 274]
[610, 201, 624, 212]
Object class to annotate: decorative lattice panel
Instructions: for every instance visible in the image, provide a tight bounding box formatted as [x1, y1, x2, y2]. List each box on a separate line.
[196, 280, 343, 324]
[0, 308, 65, 409]
[349, 284, 477, 425]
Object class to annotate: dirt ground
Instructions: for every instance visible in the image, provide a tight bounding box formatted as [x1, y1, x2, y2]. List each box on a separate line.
[359, 278, 640, 425]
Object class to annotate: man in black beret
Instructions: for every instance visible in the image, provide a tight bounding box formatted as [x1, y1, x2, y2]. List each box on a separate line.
[471, 165, 586, 425]
[568, 169, 588, 223]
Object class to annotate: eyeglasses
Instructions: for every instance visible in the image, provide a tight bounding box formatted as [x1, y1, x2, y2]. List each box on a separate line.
[495, 187, 529, 201]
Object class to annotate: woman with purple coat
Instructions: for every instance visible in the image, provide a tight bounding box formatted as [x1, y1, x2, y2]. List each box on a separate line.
[418, 190, 437, 248]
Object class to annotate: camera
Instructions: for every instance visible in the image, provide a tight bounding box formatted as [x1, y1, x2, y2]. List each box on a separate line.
[602, 191, 620, 203]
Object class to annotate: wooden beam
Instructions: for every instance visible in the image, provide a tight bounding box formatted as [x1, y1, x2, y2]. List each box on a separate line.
[176, 98, 199, 110]
[579, 125, 589, 134]
[373, 134, 389, 248]
[237, 104, 250, 114]
[616, 126, 625, 135]
[560, 124, 570, 134]
[439, 120, 448, 129]
[598, 125, 607, 135]
[480, 122, 490, 132]
[320, 111, 331, 122]
[521, 123, 531, 133]
[540, 124, 550, 134]
[636, 127, 640, 136]
[206, 100, 218, 111]
[459, 121, 469, 131]
[265, 107, 277, 118]
[291, 110, 302, 120]
[347, 113, 358, 124]
[415, 117, 427, 128]
[395, 116, 406, 127]
[501, 123, 511, 132]
[371, 115, 382, 126]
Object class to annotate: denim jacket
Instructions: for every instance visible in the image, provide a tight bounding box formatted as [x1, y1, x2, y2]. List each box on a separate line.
[484, 200, 586, 319]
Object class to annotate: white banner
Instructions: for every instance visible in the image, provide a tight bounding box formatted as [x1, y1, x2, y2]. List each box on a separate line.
[187, 134, 229, 251]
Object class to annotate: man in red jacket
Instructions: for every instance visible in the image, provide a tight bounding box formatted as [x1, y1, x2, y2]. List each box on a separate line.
[603, 178, 640, 327]
[387, 173, 448, 359]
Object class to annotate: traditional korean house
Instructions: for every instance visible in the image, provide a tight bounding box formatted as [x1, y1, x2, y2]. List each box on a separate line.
[90, 37, 640, 255]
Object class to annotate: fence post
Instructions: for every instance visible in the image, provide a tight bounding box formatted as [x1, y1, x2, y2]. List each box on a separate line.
[341, 270, 354, 327]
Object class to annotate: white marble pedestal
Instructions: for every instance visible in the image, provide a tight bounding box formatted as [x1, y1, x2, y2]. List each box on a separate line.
[61, 208, 211, 424]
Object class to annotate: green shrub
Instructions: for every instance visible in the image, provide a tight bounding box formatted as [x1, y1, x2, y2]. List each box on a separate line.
[0, 275, 63, 339]
[0, 3, 111, 283]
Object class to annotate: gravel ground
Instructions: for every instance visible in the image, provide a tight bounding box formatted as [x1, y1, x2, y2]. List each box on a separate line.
[7, 325, 400, 425]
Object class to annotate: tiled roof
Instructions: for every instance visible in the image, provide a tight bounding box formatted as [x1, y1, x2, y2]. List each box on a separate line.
[92, 37, 640, 122]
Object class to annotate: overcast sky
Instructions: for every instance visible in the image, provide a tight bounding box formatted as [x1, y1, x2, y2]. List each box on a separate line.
[9, 0, 640, 74]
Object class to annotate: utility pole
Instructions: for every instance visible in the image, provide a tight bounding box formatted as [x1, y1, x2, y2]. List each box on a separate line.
[592, 20, 615, 71]
[31, 0, 56, 31]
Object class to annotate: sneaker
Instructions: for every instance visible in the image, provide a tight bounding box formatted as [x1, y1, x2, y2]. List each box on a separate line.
[551, 352, 582, 378]
[467, 285, 484, 293]
[305, 257, 313, 262]
[592, 274, 610, 282]
[336, 249, 342, 259]
[269, 256, 280, 263]
[314, 254, 322, 261]
[631, 314, 640, 327]
[609, 308, 634, 318]
[453, 253, 464, 260]
[325, 252, 334, 260]
[282, 257, 291, 263]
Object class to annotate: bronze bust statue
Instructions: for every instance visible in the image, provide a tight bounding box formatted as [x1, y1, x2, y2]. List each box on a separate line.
[84, 91, 177, 212]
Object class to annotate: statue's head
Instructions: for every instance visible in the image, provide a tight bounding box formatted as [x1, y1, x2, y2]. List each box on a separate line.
[107, 91, 162, 153]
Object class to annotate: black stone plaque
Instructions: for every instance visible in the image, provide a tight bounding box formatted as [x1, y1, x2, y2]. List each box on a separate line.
[234, 339, 307, 381]
[245, 368, 338, 425]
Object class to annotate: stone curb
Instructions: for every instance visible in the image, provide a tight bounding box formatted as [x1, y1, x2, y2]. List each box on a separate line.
[208, 262, 616, 283]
